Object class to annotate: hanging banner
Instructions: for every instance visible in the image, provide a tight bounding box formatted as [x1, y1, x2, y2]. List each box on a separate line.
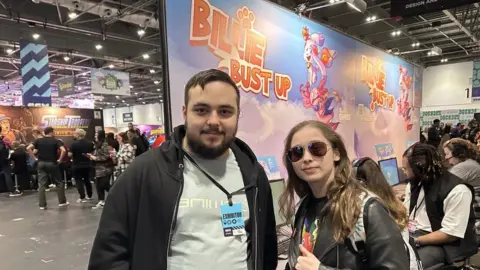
[122, 112, 133, 122]
[91, 68, 131, 96]
[19, 40, 52, 106]
[57, 76, 75, 97]
[472, 61, 480, 103]
[413, 66, 423, 108]
[390, 0, 480, 17]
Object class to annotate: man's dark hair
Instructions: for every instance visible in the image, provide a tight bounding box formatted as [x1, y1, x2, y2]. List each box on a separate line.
[403, 143, 444, 181]
[184, 69, 240, 107]
[44, 126, 54, 135]
[433, 119, 440, 124]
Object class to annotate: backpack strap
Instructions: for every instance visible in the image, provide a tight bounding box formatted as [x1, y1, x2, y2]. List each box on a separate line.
[348, 195, 377, 265]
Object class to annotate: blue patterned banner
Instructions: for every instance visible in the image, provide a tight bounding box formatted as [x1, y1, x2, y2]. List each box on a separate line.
[20, 40, 52, 106]
[473, 61, 480, 103]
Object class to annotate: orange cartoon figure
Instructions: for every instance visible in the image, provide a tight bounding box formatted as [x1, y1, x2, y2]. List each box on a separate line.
[0, 114, 26, 144]
[397, 66, 413, 131]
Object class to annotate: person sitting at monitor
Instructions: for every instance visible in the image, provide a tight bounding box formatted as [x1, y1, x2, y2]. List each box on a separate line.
[353, 157, 421, 270]
[402, 143, 477, 269]
[443, 138, 480, 188]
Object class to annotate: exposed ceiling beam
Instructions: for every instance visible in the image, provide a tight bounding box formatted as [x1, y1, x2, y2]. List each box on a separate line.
[443, 10, 478, 43]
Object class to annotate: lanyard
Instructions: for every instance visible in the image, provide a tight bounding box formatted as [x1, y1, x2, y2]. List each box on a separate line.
[412, 193, 425, 220]
[183, 150, 255, 206]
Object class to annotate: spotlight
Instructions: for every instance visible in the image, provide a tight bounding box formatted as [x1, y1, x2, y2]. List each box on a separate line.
[142, 101, 146, 104]
[115, 95, 119, 98]
[95, 44, 103, 50]
[391, 30, 401, 37]
[68, 12, 77, 19]
[122, 100, 125, 103]
[427, 51, 432, 56]
[149, 69, 155, 74]
[32, 33, 40, 40]
[156, 88, 160, 91]
[137, 29, 145, 36]
[63, 56, 70, 62]
[142, 54, 150, 59]
[154, 80, 160, 84]
[345, 0, 367, 13]
[441, 59, 449, 63]
[330, 0, 335, 3]
[129, 85, 133, 88]
[108, 64, 114, 68]
[366, 16, 377, 22]
[6, 48, 13, 54]
[411, 42, 420, 48]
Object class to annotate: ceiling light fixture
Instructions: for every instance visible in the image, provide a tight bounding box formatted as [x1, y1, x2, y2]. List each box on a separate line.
[441, 58, 449, 63]
[129, 85, 133, 88]
[108, 64, 114, 69]
[149, 69, 155, 74]
[391, 30, 401, 37]
[142, 54, 150, 59]
[154, 80, 160, 84]
[95, 44, 103, 50]
[6, 48, 13, 54]
[68, 12, 77, 19]
[122, 100, 125, 103]
[142, 101, 146, 104]
[32, 33, 40, 40]
[366, 15, 377, 22]
[137, 29, 145, 36]
[156, 88, 160, 91]
[411, 42, 420, 47]
[63, 56, 70, 62]
[345, 0, 367, 13]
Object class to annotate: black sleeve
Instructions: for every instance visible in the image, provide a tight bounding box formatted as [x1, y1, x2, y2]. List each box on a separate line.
[33, 139, 38, 149]
[56, 139, 62, 149]
[258, 165, 278, 270]
[365, 200, 409, 270]
[88, 167, 136, 270]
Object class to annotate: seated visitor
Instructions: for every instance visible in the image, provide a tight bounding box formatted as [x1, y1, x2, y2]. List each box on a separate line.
[443, 138, 480, 188]
[402, 143, 477, 269]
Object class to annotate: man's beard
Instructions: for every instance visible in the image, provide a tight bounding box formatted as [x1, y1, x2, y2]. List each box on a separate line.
[185, 121, 237, 159]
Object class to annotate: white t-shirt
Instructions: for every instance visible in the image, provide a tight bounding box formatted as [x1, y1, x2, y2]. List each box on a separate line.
[403, 183, 472, 238]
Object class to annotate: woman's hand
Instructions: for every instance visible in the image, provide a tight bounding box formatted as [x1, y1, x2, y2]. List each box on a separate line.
[296, 244, 320, 270]
[87, 153, 97, 161]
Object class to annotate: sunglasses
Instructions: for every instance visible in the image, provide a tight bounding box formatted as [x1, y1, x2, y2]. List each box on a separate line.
[287, 141, 329, 163]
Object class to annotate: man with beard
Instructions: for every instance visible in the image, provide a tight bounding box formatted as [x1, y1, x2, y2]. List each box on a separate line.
[89, 69, 277, 270]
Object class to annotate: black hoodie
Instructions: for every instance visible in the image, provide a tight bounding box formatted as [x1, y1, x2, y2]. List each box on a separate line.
[88, 125, 278, 270]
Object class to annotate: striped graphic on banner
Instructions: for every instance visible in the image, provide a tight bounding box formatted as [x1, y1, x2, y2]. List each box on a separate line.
[20, 40, 52, 106]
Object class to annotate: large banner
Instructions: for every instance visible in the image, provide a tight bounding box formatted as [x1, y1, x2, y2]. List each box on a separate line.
[413, 66, 423, 108]
[166, 0, 420, 175]
[19, 41, 52, 106]
[56, 76, 76, 98]
[390, 0, 480, 17]
[91, 68, 131, 96]
[0, 106, 103, 147]
[472, 61, 480, 103]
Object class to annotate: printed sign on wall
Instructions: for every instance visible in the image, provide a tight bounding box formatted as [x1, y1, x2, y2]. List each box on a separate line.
[123, 112, 133, 123]
[57, 76, 75, 97]
[91, 69, 131, 96]
[19, 41, 52, 106]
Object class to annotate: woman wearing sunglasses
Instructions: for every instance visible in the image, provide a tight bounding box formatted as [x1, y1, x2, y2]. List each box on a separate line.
[280, 120, 409, 270]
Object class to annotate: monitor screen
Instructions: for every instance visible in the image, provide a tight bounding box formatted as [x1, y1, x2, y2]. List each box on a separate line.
[269, 179, 287, 227]
[378, 158, 400, 186]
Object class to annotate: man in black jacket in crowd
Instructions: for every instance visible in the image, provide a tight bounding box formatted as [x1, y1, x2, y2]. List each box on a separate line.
[89, 69, 278, 270]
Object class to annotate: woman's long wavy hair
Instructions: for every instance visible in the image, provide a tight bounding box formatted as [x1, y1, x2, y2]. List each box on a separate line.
[356, 158, 408, 230]
[279, 120, 367, 242]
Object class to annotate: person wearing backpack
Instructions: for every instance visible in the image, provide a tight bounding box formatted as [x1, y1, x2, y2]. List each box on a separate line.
[280, 121, 409, 270]
[0, 126, 21, 197]
[352, 157, 422, 270]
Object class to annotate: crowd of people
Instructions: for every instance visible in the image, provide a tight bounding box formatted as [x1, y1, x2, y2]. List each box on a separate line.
[0, 123, 151, 210]
[84, 69, 480, 270]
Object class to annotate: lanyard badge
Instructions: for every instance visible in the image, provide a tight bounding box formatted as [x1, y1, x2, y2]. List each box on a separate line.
[220, 203, 246, 237]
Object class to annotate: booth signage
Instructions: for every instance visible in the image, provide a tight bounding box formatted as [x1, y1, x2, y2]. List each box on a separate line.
[57, 76, 75, 97]
[390, 0, 480, 17]
[123, 112, 133, 123]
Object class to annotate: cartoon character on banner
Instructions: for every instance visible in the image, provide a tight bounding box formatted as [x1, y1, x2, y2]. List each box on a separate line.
[299, 26, 340, 130]
[397, 66, 413, 131]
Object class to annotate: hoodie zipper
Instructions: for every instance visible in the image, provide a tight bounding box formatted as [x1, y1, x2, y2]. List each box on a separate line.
[166, 164, 184, 259]
[253, 187, 259, 270]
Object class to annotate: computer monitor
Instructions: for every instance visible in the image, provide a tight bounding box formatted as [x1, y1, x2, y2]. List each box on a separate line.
[269, 179, 287, 228]
[378, 157, 400, 186]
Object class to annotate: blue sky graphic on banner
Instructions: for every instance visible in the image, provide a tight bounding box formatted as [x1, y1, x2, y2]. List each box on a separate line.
[166, 0, 420, 174]
[20, 41, 52, 106]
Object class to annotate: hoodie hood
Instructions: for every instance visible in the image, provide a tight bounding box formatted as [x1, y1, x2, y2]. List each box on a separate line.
[170, 125, 259, 164]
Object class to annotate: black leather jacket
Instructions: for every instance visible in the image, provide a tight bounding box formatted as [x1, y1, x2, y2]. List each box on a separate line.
[286, 196, 409, 270]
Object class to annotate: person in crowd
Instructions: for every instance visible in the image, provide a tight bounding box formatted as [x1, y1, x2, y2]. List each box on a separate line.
[402, 143, 477, 269]
[69, 129, 94, 203]
[427, 119, 442, 147]
[280, 120, 408, 270]
[438, 123, 452, 162]
[106, 132, 119, 152]
[0, 125, 21, 197]
[443, 138, 480, 188]
[27, 127, 68, 209]
[87, 130, 112, 209]
[114, 132, 135, 178]
[57, 139, 72, 188]
[462, 120, 480, 143]
[352, 157, 421, 269]
[89, 69, 277, 270]
[10, 141, 30, 192]
[127, 122, 134, 132]
[451, 123, 462, 138]
[127, 129, 146, 156]
[139, 130, 149, 150]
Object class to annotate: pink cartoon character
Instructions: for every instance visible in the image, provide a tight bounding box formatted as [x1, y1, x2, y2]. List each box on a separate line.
[300, 80, 342, 130]
[302, 26, 336, 89]
[397, 66, 413, 131]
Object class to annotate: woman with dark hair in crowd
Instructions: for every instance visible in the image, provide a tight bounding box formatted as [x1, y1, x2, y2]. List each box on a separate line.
[280, 120, 408, 270]
[87, 130, 113, 209]
[106, 132, 119, 152]
[443, 138, 480, 188]
[114, 132, 135, 178]
[353, 157, 421, 269]
[438, 123, 451, 160]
